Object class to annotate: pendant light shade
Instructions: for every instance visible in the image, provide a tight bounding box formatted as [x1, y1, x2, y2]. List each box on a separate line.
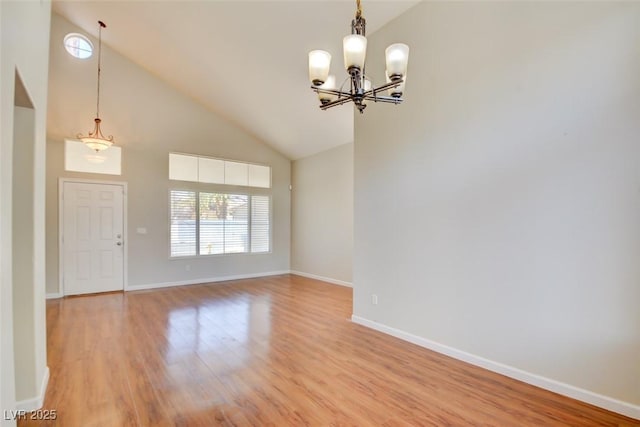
[80, 118, 113, 151]
[309, 50, 332, 86]
[343, 34, 367, 72]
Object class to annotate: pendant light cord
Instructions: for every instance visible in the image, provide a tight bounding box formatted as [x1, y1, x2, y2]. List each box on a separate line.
[356, 0, 362, 19]
[96, 21, 106, 119]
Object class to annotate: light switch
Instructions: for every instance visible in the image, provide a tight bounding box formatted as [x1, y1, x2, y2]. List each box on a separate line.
[136, 227, 147, 235]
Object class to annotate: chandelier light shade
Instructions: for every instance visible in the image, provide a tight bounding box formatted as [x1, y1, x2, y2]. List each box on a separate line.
[308, 50, 332, 86]
[343, 34, 367, 71]
[385, 43, 410, 80]
[317, 75, 338, 104]
[77, 20, 115, 152]
[308, 0, 409, 113]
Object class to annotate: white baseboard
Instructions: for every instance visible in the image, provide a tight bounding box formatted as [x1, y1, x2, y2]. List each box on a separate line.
[289, 270, 352, 288]
[45, 292, 62, 299]
[15, 366, 49, 411]
[351, 315, 640, 420]
[126, 270, 290, 291]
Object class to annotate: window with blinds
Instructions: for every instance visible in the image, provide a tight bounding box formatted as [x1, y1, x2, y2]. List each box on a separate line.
[170, 190, 269, 257]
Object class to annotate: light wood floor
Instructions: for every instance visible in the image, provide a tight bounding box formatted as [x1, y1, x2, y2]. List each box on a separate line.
[21, 274, 638, 426]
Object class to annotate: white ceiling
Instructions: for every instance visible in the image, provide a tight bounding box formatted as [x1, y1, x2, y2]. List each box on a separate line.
[52, 0, 418, 160]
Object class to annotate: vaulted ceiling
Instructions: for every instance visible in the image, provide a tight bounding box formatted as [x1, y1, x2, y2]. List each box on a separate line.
[52, 1, 418, 160]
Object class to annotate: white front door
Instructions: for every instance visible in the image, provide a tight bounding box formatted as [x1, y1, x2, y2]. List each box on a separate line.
[61, 181, 125, 295]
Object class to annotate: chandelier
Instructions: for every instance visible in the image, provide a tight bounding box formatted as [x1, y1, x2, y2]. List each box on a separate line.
[308, 0, 409, 113]
[78, 20, 115, 152]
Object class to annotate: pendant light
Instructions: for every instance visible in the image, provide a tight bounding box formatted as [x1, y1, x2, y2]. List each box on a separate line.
[78, 20, 115, 152]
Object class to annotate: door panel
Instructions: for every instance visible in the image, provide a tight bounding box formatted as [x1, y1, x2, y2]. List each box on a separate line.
[62, 182, 124, 295]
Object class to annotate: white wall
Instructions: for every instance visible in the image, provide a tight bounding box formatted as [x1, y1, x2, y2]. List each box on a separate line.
[0, 1, 51, 424]
[291, 143, 353, 285]
[12, 106, 36, 402]
[46, 14, 291, 294]
[354, 1, 640, 415]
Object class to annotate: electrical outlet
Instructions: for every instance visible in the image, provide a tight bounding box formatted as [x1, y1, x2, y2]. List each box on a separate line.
[372, 294, 378, 305]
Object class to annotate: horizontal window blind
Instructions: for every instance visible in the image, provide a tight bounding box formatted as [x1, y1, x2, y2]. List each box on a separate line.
[170, 190, 197, 257]
[224, 194, 249, 253]
[171, 190, 269, 257]
[199, 192, 225, 255]
[251, 195, 270, 253]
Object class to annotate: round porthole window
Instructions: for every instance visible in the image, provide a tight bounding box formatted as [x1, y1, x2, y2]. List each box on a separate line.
[63, 33, 93, 59]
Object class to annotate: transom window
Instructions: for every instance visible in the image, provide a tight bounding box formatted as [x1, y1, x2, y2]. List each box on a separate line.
[169, 153, 271, 188]
[170, 190, 270, 257]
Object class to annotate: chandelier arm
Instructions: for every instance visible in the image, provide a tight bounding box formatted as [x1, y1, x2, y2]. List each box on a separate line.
[363, 95, 403, 104]
[371, 79, 403, 94]
[319, 97, 359, 110]
[311, 87, 353, 98]
[338, 76, 351, 95]
[360, 80, 404, 98]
